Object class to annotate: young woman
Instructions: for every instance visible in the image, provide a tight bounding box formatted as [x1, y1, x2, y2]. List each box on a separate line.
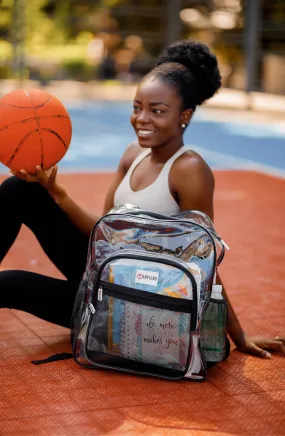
[0, 40, 284, 358]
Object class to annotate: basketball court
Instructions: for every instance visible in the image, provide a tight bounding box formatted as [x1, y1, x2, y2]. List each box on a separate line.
[0, 103, 284, 435]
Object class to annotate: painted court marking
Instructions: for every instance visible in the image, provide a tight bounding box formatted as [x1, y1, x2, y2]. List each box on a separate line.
[0, 102, 284, 179]
[190, 145, 285, 179]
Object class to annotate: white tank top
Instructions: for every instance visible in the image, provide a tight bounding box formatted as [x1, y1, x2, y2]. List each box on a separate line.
[114, 145, 192, 215]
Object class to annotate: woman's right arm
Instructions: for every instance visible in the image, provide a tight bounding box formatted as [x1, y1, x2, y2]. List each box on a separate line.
[13, 143, 139, 236]
[52, 160, 129, 235]
[51, 183, 101, 235]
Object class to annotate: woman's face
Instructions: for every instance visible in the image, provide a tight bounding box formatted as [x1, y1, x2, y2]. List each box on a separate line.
[130, 76, 191, 149]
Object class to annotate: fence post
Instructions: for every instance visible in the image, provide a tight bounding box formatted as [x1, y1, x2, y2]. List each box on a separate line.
[244, 0, 261, 108]
[165, 0, 182, 47]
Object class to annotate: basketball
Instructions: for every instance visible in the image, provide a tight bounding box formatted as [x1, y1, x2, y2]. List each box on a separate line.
[0, 88, 72, 174]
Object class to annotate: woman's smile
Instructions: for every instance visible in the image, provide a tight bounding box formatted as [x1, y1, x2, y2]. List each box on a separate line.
[136, 129, 155, 138]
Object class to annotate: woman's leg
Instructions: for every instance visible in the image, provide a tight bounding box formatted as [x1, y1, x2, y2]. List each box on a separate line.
[0, 270, 78, 328]
[0, 176, 89, 279]
[0, 176, 90, 326]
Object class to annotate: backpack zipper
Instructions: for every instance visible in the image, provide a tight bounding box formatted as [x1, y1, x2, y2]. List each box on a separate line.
[91, 251, 198, 329]
[88, 302, 96, 314]
[97, 280, 193, 313]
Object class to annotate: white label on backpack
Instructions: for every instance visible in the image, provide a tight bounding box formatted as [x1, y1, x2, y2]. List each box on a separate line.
[135, 269, 159, 287]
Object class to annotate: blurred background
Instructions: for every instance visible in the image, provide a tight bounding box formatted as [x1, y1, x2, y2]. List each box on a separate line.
[0, 0, 284, 176]
[0, 0, 284, 283]
[0, 0, 284, 94]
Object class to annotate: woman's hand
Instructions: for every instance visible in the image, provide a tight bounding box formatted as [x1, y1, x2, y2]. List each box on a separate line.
[11, 165, 67, 203]
[236, 335, 285, 359]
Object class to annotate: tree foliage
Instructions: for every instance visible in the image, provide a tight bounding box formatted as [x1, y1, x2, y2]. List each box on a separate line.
[0, 0, 125, 45]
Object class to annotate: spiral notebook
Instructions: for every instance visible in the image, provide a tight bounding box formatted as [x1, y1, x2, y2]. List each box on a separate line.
[120, 302, 190, 369]
[107, 258, 198, 368]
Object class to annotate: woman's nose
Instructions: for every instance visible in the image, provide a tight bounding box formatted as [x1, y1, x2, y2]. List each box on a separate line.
[136, 110, 150, 123]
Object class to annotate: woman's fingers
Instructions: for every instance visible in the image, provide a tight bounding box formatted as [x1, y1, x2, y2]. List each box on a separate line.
[50, 165, 58, 181]
[238, 336, 285, 358]
[275, 336, 285, 344]
[277, 341, 285, 353]
[47, 166, 57, 190]
[239, 341, 272, 359]
[250, 344, 272, 359]
[10, 170, 24, 179]
[246, 337, 285, 357]
[10, 169, 36, 182]
[21, 169, 38, 182]
[35, 165, 45, 180]
[266, 339, 285, 354]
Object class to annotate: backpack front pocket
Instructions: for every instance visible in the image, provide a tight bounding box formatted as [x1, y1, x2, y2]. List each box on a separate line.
[85, 282, 192, 379]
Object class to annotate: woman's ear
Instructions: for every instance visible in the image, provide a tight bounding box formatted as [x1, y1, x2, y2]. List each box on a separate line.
[180, 109, 193, 127]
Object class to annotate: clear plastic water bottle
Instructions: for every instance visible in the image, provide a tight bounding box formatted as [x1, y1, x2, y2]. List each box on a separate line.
[200, 285, 228, 364]
[211, 284, 223, 300]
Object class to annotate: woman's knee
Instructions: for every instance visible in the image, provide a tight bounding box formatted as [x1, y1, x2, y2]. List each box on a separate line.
[0, 176, 44, 205]
[1, 176, 27, 201]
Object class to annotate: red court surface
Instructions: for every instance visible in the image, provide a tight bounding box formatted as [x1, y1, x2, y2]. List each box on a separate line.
[0, 170, 284, 436]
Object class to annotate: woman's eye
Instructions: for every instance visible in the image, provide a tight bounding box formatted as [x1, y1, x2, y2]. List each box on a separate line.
[153, 109, 164, 114]
[133, 106, 140, 112]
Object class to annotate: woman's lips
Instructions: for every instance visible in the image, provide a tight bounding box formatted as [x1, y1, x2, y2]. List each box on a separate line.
[137, 129, 155, 138]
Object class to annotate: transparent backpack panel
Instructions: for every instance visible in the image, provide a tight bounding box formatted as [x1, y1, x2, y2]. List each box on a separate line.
[87, 294, 191, 371]
[91, 214, 216, 315]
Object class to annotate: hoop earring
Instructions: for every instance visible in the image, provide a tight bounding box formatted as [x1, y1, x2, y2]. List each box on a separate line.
[181, 124, 186, 129]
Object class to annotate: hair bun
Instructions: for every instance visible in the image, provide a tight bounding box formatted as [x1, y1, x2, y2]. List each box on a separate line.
[156, 40, 221, 105]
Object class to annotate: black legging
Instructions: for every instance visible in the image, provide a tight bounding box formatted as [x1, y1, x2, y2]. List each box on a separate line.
[0, 176, 89, 327]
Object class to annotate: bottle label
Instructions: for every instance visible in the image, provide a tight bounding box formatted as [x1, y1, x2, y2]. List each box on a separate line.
[211, 284, 223, 300]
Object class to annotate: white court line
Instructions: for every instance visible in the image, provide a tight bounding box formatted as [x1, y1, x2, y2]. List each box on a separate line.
[53, 147, 285, 179]
[189, 144, 285, 180]
[1, 145, 285, 179]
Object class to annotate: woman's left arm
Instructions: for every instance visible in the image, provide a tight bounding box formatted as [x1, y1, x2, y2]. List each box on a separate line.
[172, 153, 285, 358]
[216, 273, 285, 358]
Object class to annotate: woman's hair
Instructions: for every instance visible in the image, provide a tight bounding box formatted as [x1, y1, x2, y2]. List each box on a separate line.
[148, 40, 222, 111]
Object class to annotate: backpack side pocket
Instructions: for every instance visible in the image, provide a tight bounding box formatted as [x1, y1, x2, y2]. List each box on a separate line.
[200, 297, 230, 366]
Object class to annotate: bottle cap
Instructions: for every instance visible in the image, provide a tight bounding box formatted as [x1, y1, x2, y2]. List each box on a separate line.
[212, 284, 223, 300]
[212, 284, 222, 293]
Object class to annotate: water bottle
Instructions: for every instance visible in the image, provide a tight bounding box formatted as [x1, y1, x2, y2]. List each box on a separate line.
[211, 284, 223, 300]
[200, 285, 228, 364]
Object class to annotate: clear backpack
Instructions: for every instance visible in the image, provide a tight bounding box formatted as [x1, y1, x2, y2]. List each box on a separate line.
[69, 204, 230, 381]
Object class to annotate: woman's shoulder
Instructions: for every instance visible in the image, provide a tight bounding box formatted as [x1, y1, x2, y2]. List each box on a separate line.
[170, 149, 214, 188]
[120, 142, 145, 172]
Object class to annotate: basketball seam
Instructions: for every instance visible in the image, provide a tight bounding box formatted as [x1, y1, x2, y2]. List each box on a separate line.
[41, 129, 68, 149]
[25, 90, 44, 168]
[6, 131, 35, 166]
[0, 95, 53, 109]
[6, 129, 69, 167]
[0, 115, 70, 131]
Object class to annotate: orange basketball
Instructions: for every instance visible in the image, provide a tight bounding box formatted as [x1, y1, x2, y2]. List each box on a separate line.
[0, 88, 72, 173]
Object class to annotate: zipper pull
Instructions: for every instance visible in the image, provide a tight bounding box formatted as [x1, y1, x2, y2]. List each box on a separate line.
[220, 239, 230, 251]
[88, 303, 95, 315]
[98, 286, 103, 301]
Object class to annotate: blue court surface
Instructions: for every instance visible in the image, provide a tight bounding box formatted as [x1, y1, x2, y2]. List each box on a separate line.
[1, 101, 284, 178]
